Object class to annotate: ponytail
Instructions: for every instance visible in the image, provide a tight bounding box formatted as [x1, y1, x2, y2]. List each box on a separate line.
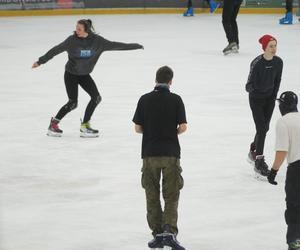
[76, 19, 95, 34]
[85, 19, 95, 33]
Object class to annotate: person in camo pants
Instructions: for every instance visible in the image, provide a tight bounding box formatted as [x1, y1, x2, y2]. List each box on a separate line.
[133, 66, 187, 250]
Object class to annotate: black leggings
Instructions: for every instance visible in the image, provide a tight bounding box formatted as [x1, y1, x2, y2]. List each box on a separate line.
[249, 96, 275, 156]
[285, 161, 300, 244]
[222, 0, 243, 44]
[187, 0, 210, 8]
[55, 71, 101, 123]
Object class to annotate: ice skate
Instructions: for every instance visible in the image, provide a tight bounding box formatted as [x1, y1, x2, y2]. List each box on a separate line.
[209, 0, 220, 13]
[254, 155, 270, 179]
[279, 12, 293, 24]
[183, 7, 194, 17]
[223, 42, 238, 55]
[289, 239, 300, 250]
[80, 121, 99, 138]
[47, 117, 63, 137]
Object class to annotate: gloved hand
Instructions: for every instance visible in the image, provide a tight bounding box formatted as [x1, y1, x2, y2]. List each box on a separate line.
[268, 168, 278, 185]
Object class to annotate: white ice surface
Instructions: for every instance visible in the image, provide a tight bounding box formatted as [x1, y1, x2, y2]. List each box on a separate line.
[0, 13, 300, 250]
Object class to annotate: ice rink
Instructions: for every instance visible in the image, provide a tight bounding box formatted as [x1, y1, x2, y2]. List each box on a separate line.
[1, 13, 300, 250]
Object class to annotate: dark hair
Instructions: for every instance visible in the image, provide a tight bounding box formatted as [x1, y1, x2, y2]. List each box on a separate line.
[76, 19, 95, 34]
[156, 66, 174, 84]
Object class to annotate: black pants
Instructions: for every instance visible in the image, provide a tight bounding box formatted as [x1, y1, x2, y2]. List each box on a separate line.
[249, 96, 275, 156]
[286, 0, 293, 13]
[285, 160, 300, 244]
[222, 0, 243, 44]
[55, 71, 101, 123]
[187, 0, 210, 8]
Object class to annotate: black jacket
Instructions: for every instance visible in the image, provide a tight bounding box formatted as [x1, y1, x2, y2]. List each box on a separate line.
[246, 55, 283, 99]
[38, 33, 143, 75]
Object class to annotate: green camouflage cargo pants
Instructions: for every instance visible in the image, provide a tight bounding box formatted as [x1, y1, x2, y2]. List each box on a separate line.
[141, 157, 184, 235]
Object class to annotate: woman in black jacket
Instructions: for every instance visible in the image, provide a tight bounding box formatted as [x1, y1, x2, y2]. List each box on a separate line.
[32, 19, 143, 138]
[246, 34, 283, 177]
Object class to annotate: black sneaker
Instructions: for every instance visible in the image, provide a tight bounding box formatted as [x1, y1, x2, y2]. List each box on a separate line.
[148, 234, 164, 249]
[161, 224, 185, 250]
[289, 239, 300, 250]
[162, 233, 185, 250]
[254, 156, 270, 177]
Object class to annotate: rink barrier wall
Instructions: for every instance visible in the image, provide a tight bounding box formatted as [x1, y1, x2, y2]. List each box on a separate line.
[0, 8, 286, 17]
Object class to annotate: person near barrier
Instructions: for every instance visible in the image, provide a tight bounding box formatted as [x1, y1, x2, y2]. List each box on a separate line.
[183, 0, 220, 16]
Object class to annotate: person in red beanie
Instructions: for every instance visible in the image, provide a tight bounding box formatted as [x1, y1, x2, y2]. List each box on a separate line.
[245, 34, 283, 178]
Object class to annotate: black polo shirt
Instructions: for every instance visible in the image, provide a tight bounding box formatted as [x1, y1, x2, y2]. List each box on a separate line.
[133, 85, 187, 159]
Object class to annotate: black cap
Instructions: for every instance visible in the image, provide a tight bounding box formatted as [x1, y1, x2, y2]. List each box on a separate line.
[277, 91, 298, 107]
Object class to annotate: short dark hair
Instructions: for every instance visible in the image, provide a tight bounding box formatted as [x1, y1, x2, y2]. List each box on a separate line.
[156, 66, 174, 84]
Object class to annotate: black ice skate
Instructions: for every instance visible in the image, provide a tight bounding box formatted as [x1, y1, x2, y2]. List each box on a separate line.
[254, 155, 270, 177]
[223, 42, 239, 55]
[80, 120, 99, 138]
[47, 117, 63, 137]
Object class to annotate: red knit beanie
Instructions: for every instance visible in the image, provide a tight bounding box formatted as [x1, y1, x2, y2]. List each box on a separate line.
[259, 34, 277, 51]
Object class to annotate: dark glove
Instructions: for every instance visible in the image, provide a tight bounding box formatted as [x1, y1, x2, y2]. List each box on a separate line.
[268, 168, 278, 185]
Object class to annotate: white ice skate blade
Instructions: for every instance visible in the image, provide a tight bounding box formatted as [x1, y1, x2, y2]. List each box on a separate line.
[224, 50, 239, 56]
[47, 130, 62, 137]
[80, 132, 99, 138]
[150, 248, 170, 250]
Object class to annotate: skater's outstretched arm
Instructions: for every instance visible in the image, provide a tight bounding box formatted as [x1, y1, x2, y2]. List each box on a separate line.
[32, 37, 70, 68]
[100, 37, 144, 52]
